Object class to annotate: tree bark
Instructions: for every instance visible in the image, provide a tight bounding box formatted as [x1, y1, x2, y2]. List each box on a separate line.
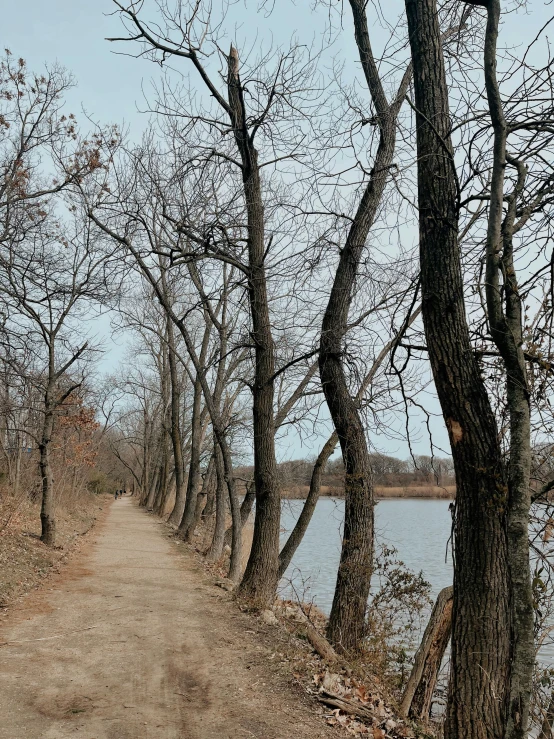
[139, 408, 151, 506]
[193, 452, 215, 531]
[154, 333, 171, 516]
[146, 446, 162, 510]
[482, 3, 534, 734]
[39, 385, 56, 546]
[178, 373, 204, 539]
[166, 315, 187, 527]
[224, 480, 256, 548]
[404, 1, 512, 736]
[206, 442, 227, 562]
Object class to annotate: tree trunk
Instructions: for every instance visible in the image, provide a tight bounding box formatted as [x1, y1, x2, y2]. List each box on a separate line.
[167, 315, 187, 527]
[154, 337, 171, 516]
[146, 455, 161, 510]
[482, 4, 534, 734]
[322, 0, 411, 653]
[154, 444, 171, 515]
[404, 1, 512, 736]
[140, 408, 152, 506]
[178, 374, 204, 539]
[400, 586, 453, 721]
[193, 453, 215, 531]
[202, 482, 215, 521]
[39, 395, 56, 546]
[278, 313, 418, 581]
[13, 434, 22, 499]
[206, 442, 227, 562]
[223, 481, 256, 548]
[227, 46, 280, 607]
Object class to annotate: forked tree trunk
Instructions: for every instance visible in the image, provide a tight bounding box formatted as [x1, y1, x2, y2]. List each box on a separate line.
[278, 312, 419, 581]
[400, 586, 453, 721]
[404, 1, 512, 736]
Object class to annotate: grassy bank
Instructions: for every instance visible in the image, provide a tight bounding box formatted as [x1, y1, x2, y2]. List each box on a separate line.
[281, 484, 455, 500]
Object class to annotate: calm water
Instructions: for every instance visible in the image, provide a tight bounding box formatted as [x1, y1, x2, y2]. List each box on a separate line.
[279, 497, 453, 609]
[279, 497, 554, 666]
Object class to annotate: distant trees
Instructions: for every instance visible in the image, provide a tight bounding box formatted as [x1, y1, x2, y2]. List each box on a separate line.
[326, 454, 455, 488]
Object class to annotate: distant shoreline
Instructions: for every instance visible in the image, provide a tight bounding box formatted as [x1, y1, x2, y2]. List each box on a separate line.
[280, 484, 455, 501]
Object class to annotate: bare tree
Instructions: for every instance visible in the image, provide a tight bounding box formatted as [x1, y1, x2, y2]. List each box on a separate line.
[0, 218, 111, 544]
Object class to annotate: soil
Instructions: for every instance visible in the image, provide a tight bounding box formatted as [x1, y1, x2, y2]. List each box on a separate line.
[0, 497, 336, 739]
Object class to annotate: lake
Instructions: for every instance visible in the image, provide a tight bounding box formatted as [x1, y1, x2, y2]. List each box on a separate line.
[279, 497, 453, 609]
[279, 497, 554, 666]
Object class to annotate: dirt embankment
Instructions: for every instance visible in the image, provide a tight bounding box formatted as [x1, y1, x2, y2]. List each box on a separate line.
[0, 492, 108, 608]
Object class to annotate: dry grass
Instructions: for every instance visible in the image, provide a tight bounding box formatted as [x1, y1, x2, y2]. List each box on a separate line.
[281, 484, 455, 500]
[0, 491, 107, 608]
[375, 485, 455, 499]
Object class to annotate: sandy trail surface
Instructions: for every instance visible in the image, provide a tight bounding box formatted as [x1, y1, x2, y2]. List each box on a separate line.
[0, 498, 333, 738]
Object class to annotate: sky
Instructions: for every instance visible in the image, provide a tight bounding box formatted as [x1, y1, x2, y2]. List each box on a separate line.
[7, 0, 551, 463]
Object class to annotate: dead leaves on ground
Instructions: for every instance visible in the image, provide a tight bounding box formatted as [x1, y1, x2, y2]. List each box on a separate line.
[310, 670, 414, 738]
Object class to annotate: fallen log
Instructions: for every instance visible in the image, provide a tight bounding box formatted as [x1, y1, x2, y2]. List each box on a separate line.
[317, 690, 375, 721]
[400, 585, 453, 720]
[304, 621, 342, 665]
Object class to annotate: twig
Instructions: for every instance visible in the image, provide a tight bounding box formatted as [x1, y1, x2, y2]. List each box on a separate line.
[0, 625, 99, 647]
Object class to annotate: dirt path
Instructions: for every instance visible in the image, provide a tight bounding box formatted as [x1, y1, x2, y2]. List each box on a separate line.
[0, 498, 334, 739]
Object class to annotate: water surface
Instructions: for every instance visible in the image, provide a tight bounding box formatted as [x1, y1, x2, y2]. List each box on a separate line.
[279, 497, 554, 666]
[279, 497, 453, 610]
